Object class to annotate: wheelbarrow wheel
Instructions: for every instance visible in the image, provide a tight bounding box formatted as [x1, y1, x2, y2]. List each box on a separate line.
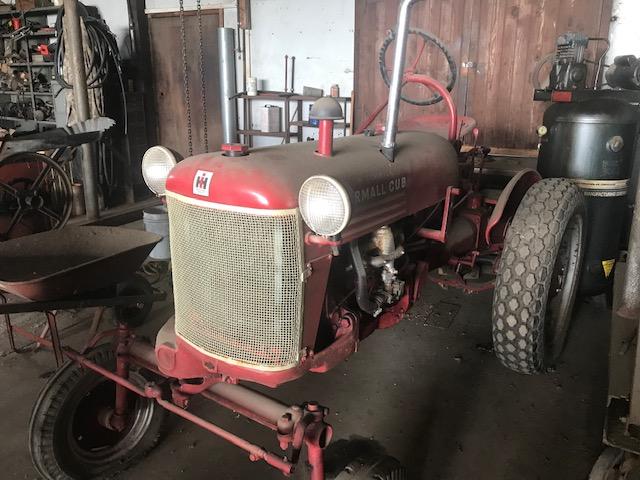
[492, 178, 585, 374]
[115, 274, 154, 328]
[29, 344, 165, 480]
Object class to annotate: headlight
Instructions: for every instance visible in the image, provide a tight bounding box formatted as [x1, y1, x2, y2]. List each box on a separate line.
[142, 146, 177, 196]
[299, 176, 351, 236]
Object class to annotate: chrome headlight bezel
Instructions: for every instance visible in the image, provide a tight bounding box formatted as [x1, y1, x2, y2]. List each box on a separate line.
[299, 175, 351, 237]
[141, 146, 177, 196]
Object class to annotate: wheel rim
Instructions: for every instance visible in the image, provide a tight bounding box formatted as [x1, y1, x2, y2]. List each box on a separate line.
[379, 28, 457, 106]
[64, 371, 156, 465]
[0, 153, 72, 241]
[545, 212, 584, 359]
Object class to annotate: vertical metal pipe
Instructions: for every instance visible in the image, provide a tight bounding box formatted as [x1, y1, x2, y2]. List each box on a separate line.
[218, 27, 239, 146]
[64, 0, 99, 219]
[381, 0, 421, 162]
[619, 184, 640, 319]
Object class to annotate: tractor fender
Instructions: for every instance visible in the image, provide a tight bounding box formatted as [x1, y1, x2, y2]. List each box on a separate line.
[485, 168, 542, 246]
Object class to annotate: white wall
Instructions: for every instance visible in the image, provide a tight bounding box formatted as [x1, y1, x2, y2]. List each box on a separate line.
[89, 0, 356, 147]
[607, 0, 640, 63]
[248, 0, 355, 146]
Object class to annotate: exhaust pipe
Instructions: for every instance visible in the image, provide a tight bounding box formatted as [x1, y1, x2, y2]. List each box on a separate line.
[381, 0, 422, 162]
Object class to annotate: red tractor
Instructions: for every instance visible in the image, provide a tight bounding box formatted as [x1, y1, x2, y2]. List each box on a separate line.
[28, 1, 586, 479]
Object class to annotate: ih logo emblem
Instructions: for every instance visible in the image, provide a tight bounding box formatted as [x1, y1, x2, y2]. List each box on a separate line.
[193, 170, 214, 197]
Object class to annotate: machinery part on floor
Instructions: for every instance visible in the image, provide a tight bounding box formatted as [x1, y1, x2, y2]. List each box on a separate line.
[537, 98, 638, 295]
[379, 27, 457, 106]
[29, 345, 166, 480]
[588, 448, 624, 480]
[334, 454, 407, 480]
[492, 178, 585, 374]
[218, 27, 239, 146]
[114, 275, 154, 328]
[606, 55, 640, 90]
[0, 152, 72, 241]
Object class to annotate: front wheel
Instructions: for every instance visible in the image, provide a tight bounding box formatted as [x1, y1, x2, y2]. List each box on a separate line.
[492, 178, 585, 374]
[29, 345, 165, 480]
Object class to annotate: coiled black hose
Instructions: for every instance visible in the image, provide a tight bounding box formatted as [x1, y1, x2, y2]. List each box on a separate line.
[54, 4, 127, 134]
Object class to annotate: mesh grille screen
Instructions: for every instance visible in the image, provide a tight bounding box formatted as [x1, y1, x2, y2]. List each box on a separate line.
[167, 194, 304, 369]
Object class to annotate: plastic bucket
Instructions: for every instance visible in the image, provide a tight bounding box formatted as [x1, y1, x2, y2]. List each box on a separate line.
[143, 206, 170, 260]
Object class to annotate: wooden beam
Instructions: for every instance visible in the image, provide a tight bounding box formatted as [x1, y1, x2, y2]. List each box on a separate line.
[238, 0, 251, 29]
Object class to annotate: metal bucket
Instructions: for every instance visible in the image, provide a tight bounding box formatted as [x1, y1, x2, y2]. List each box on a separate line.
[143, 206, 170, 260]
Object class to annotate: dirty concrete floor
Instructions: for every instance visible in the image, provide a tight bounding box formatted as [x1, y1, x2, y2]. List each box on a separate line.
[0, 280, 610, 480]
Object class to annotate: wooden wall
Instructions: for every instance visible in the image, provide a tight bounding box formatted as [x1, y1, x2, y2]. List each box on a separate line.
[354, 0, 614, 149]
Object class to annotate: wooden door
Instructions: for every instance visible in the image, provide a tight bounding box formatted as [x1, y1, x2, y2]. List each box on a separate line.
[148, 10, 223, 157]
[355, 0, 614, 149]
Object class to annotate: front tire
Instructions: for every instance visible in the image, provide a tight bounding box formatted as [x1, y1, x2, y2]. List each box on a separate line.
[492, 178, 585, 374]
[29, 345, 165, 480]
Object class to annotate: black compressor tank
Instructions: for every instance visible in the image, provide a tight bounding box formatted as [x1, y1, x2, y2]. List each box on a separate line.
[537, 98, 639, 296]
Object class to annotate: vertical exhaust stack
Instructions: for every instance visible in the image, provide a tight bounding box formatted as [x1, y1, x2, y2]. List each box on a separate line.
[381, 0, 421, 162]
[218, 27, 239, 147]
[310, 97, 344, 157]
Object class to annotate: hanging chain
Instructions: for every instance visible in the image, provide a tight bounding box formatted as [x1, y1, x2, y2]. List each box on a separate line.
[179, 0, 193, 156]
[197, 0, 209, 151]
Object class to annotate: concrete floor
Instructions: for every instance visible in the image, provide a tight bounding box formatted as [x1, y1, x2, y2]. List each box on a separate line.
[0, 280, 610, 480]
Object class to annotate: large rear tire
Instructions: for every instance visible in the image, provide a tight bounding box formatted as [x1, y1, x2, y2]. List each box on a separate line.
[492, 178, 585, 374]
[29, 345, 165, 480]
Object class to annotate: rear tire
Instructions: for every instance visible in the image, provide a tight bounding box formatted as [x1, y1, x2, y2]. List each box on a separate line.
[492, 178, 585, 374]
[29, 345, 165, 480]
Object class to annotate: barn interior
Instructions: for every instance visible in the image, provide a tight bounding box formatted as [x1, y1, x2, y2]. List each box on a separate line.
[0, 1, 639, 479]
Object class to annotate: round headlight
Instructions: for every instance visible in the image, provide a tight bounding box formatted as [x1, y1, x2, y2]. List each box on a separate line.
[299, 176, 351, 237]
[142, 146, 177, 196]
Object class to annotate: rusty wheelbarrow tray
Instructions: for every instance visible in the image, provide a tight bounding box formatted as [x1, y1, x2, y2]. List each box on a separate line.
[0, 226, 162, 301]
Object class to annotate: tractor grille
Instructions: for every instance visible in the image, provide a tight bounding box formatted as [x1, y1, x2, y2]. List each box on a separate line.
[166, 193, 305, 370]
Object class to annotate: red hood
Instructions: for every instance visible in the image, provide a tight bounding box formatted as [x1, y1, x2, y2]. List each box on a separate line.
[165, 132, 459, 217]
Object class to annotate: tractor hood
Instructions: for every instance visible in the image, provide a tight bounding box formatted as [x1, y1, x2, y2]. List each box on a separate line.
[165, 132, 458, 237]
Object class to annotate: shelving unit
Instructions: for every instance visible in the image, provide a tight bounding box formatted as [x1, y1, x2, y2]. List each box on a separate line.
[0, 5, 61, 132]
[239, 91, 352, 146]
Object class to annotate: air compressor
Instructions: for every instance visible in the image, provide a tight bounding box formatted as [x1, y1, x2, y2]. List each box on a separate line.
[535, 35, 640, 295]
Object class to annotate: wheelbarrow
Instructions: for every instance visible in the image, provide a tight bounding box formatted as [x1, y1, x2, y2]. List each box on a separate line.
[0, 226, 166, 366]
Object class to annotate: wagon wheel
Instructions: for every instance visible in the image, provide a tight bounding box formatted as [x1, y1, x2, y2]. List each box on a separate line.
[29, 344, 166, 479]
[378, 28, 457, 106]
[0, 152, 72, 241]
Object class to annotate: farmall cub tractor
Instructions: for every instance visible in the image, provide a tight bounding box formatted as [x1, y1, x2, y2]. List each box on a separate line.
[29, 1, 586, 479]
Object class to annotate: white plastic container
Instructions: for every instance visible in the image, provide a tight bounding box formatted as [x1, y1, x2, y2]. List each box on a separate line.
[143, 206, 171, 260]
[247, 77, 258, 96]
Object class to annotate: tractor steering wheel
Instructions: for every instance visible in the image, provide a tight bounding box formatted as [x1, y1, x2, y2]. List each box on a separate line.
[379, 28, 458, 106]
